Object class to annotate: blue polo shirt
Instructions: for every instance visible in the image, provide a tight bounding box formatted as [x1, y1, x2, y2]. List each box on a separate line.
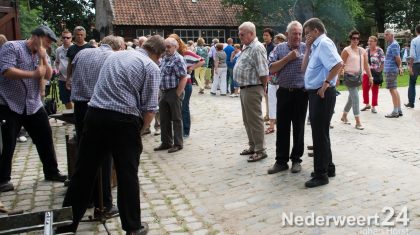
[409, 35, 420, 64]
[304, 34, 342, 89]
[384, 40, 400, 73]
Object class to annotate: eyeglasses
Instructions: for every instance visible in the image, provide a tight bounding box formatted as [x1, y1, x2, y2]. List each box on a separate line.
[351, 37, 360, 40]
[62, 37, 71, 39]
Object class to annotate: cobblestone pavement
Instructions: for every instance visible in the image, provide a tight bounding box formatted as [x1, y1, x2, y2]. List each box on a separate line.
[1, 86, 420, 235]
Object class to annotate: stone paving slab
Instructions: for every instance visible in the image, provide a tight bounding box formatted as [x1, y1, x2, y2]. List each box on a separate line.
[0, 85, 420, 235]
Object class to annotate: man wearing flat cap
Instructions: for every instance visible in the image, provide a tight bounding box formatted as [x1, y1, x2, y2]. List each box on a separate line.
[0, 25, 67, 193]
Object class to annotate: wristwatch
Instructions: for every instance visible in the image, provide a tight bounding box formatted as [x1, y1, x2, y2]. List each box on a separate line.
[324, 80, 330, 84]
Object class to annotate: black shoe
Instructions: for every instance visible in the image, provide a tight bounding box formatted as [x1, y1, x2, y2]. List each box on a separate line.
[267, 163, 288, 174]
[311, 170, 336, 178]
[154, 144, 172, 151]
[168, 145, 183, 153]
[45, 172, 67, 182]
[399, 111, 403, 116]
[404, 103, 414, 108]
[305, 175, 329, 188]
[126, 222, 149, 235]
[0, 181, 14, 192]
[307, 145, 314, 150]
[291, 162, 302, 173]
[94, 205, 119, 219]
[308, 152, 314, 157]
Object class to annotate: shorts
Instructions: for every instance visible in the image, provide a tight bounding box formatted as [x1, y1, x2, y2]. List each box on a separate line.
[385, 72, 398, 89]
[58, 80, 71, 104]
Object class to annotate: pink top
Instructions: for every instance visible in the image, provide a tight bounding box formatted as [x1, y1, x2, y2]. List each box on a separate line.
[343, 46, 366, 75]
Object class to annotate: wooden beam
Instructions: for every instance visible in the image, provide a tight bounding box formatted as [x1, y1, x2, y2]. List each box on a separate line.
[0, 11, 14, 28]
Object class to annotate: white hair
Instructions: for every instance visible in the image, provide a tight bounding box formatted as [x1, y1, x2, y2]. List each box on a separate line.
[165, 37, 179, 48]
[384, 29, 394, 35]
[286, 21, 303, 33]
[212, 38, 219, 44]
[138, 36, 148, 46]
[239, 21, 256, 34]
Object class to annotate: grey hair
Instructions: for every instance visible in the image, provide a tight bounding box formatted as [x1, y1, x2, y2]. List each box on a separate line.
[165, 37, 179, 49]
[212, 38, 219, 44]
[101, 35, 123, 50]
[239, 22, 256, 34]
[138, 36, 148, 46]
[73, 26, 86, 35]
[143, 35, 166, 56]
[384, 29, 394, 35]
[286, 21, 303, 33]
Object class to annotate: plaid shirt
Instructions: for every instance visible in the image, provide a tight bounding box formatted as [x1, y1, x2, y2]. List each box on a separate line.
[384, 40, 400, 73]
[160, 52, 187, 90]
[89, 49, 161, 117]
[269, 42, 306, 88]
[71, 44, 114, 102]
[0, 40, 46, 115]
[233, 37, 269, 86]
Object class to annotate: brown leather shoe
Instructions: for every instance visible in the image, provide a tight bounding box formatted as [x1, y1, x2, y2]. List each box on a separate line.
[168, 145, 183, 153]
[267, 163, 288, 174]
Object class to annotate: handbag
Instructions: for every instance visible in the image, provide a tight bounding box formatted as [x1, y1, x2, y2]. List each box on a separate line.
[44, 77, 58, 115]
[368, 48, 383, 85]
[343, 48, 362, 87]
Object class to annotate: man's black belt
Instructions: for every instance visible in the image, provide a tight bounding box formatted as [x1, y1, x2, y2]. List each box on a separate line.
[240, 84, 263, 89]
[161, 88, 176, 93]
[278, 87, 306, 92]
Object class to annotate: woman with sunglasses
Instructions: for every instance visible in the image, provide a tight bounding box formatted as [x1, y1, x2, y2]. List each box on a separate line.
[340, 30, 373, 130]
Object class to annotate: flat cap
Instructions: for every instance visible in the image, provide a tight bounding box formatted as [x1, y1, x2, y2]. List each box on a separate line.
[31, 25, 58, 42]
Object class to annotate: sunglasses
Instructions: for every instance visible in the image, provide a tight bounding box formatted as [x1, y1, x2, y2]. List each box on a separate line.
[62, 37, 72, 39]
[351, 37, 360, 40]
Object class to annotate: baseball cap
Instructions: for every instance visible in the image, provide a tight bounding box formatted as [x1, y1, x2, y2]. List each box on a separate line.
[31, 25, 58, 42]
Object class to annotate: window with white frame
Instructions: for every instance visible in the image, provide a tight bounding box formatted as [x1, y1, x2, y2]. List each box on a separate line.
[136, 29, 164, 38]
[173, 29, 226, 45]
[229, 30, 239, 44]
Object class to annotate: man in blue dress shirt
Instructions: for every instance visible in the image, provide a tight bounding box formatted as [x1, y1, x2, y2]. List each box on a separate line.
[301, 18, 343, 188]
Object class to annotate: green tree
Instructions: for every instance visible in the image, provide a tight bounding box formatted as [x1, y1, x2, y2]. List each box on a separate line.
[19, 0, 43, 39]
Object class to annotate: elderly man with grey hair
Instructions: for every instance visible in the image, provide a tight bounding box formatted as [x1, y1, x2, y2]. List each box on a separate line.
[267, 20, 307, 174]
[67, 35, 123, 218]
[60, 35, 166, 235]
[383, 29, 404, 118]
[234, 21, 270, 162]
[154, 37, 188, 153]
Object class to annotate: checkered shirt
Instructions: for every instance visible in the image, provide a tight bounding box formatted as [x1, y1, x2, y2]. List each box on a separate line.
[0, 40, 45, 115]
[71, 44, 114, 102]
[384, 40, 400, 73]
[159, 52, 187, 90]
[89, 49, 161, 116]
[233, 37, 269, 86]
[269, 42, 306, 88]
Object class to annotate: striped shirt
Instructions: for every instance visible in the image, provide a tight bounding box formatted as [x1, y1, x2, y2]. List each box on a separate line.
[269, 42, 306, 88]
[384, 40, 400, 73]
[233, 37, 269, 86]
[0, 40, 45, 115]
[71, 44, 114, 102]
[89, 49, 161, 117]
[183, 50, 203, 83]
[160, 52, 187, 90]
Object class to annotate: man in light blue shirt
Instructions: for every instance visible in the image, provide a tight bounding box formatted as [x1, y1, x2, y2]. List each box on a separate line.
[406, 24, 420, 108]
[383, 29, 403, 117]
[301, 18, 343, 188]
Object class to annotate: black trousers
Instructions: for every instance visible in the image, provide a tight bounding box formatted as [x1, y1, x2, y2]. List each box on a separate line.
[0, 105, 60, 183]
[63, 107, 142, 232]
[307, 87, 336, 175]
[159, 88, 183, 147]
[73, 101, 113, 208]
[275, 88, 308, 164]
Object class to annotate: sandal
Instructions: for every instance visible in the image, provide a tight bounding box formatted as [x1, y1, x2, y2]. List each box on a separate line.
[247, 152, 268, 162]
[340, 117, 351, 125]
[240, 148, 255, 155]
[360, 105, 371, 111]
[265, 127, 275, 134]
[355, 124, 364, 130]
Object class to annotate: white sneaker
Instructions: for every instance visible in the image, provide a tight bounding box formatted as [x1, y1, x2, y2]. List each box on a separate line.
[229, 94, 236, 98]
[17, 136, 27, 142]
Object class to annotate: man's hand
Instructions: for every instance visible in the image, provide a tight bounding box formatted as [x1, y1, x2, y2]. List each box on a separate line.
[66, 79, 72, 90]
[37, 46, 47, 60]
[176, 89, 183, 98]
[287, 49, 300, 61]
[34, 65, 47, 79]
[317, 82, 329, 98]
[399, 67, 403, 76]
[305, 35, 315, 48]
[408, 66, 414, 76]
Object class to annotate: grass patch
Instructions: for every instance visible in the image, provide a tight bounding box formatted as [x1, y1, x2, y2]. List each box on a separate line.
[336, 71, 410, 91]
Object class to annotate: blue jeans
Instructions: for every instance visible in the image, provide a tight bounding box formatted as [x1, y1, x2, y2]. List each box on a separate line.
[182, 83, 192, 136]
[408, 63, 420, 104]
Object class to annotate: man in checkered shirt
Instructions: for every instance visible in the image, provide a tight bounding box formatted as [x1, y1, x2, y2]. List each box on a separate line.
[0, 25, 67, 193]
[68, 35, 124, 218]
[60, 35, 165, 235]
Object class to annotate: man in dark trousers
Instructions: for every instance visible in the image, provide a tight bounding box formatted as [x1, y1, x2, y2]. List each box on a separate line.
[59, 35, 165, 235]
[0, 25, 67, 192]
[301, 18, 343, 188]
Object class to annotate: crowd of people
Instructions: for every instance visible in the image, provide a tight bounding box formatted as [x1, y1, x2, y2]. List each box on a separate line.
[0, 19, 419, 234]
